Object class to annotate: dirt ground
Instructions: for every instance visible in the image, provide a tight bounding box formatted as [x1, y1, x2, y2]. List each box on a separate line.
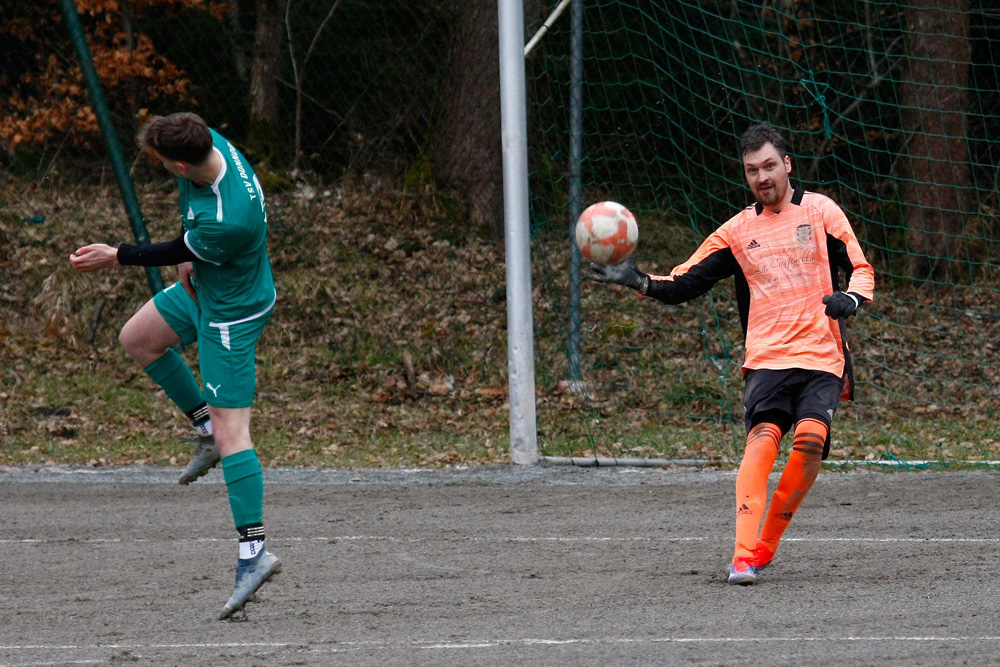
[2, 464, 999, 666]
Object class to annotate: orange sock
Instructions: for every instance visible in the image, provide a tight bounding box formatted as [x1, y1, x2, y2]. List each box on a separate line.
[733, 422, 781, 562]
[758, 418, 828, 554]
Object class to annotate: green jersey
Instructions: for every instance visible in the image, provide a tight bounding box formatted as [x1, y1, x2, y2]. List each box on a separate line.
[177, 130, 275, 323]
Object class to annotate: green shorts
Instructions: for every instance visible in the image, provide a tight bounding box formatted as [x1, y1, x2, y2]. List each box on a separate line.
[153, 282, 272, 409]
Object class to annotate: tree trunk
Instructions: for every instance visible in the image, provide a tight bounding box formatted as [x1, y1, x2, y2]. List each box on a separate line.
[119, 0, 139, 136]
[432, 1, 503, 240]
[229, 0, 249, 82]
[899, 0, 971, 280]
[248, 0, 286, 165]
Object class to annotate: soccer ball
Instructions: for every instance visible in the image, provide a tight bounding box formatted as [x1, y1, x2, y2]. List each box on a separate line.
[574, 201, 638, 265]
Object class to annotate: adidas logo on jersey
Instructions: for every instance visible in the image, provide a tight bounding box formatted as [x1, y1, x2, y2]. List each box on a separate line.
[747, 239, 760, 250]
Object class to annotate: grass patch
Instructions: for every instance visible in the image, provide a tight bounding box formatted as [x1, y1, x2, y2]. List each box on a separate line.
[4, 174, 1000, 469]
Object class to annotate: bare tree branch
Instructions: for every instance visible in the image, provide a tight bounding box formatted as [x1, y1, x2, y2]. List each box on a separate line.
[286, 0, 343, 172]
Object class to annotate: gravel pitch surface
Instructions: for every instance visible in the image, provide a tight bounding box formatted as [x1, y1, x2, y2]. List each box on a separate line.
[2, 464, 999, 666]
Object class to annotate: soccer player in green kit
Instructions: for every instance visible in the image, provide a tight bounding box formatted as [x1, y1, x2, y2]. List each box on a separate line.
[69, 112, 279, 619]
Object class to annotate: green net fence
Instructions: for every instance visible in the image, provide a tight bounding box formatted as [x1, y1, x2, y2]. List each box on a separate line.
[2, 1, 1000, 467]
[526, 0, 1000, 465]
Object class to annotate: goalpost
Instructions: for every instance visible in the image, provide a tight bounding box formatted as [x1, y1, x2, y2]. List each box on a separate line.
[498, 0, 539, 465]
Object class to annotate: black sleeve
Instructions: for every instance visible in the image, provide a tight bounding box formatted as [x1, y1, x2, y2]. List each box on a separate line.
[826, 234, 868, 303]
[117, 234, 197, 267]
[644, 247, 739, 305]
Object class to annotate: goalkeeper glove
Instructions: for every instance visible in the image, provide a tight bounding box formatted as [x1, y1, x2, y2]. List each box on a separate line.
[822, 291, 861, 320]
[589, 258, 650, 294]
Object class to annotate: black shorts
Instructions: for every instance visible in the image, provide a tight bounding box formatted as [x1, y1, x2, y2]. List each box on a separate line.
[743, 368, 844, 440]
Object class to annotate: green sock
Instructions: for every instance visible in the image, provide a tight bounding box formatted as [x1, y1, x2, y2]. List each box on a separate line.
[143, 350, 206, 415]
[221, 449, 264, 530]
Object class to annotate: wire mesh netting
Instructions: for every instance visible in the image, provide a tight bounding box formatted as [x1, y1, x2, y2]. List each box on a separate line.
[0, 1, 449, 181]
[526, 0, 1000, 464]
[2, 1, 1000, 465]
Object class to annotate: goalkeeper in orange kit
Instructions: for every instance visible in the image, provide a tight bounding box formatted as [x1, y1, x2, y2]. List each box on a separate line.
[591, 123, 875, 584]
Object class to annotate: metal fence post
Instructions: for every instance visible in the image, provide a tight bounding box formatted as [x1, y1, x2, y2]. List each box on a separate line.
[59, 0, 164, 297]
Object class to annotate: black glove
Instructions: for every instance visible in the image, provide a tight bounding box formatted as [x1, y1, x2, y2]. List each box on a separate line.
[589, 257, 650, 293]
[822, 291, 860, 320]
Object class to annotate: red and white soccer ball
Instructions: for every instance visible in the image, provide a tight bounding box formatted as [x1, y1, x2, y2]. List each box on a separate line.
[574, 201, 639, 265]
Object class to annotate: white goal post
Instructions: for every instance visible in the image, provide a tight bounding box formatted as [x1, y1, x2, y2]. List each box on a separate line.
[498, 0, 538, 464]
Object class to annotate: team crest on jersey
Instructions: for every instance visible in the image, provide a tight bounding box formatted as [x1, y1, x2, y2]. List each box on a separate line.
[795, 224, 812, 245]
[187, 206, 195, 220]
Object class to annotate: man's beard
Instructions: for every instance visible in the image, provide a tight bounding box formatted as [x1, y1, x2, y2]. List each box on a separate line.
[756, 182, 783, 205]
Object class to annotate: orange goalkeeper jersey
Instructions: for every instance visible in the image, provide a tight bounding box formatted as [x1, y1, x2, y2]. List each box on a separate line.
[644, 187, 875, 397]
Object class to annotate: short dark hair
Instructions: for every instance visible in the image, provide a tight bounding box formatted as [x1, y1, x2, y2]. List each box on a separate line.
[738, 123, 789, 159]
[137, 112, 213, 165]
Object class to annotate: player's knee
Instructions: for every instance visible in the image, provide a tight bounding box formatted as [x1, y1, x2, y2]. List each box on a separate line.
[740, 449, 773, 469]
[118, 325, 133, 354]
[118, 322, 139, 357]
[118, 320, 155, 360]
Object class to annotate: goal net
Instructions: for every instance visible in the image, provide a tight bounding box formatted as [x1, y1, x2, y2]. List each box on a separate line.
[525, 0, 1000, 465]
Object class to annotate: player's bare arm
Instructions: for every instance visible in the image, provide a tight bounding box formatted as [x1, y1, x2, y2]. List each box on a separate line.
[177, 261, 198, 301]
[69, 243, 119, 272]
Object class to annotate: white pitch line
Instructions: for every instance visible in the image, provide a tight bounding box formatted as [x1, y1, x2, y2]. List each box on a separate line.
[783, 537, 1000, 543]
[4, 635, 1000, 656]
[1, 535, 999, 545]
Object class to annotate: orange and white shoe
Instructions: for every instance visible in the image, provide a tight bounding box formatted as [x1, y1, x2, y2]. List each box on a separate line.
[727, 557, 758, 585]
